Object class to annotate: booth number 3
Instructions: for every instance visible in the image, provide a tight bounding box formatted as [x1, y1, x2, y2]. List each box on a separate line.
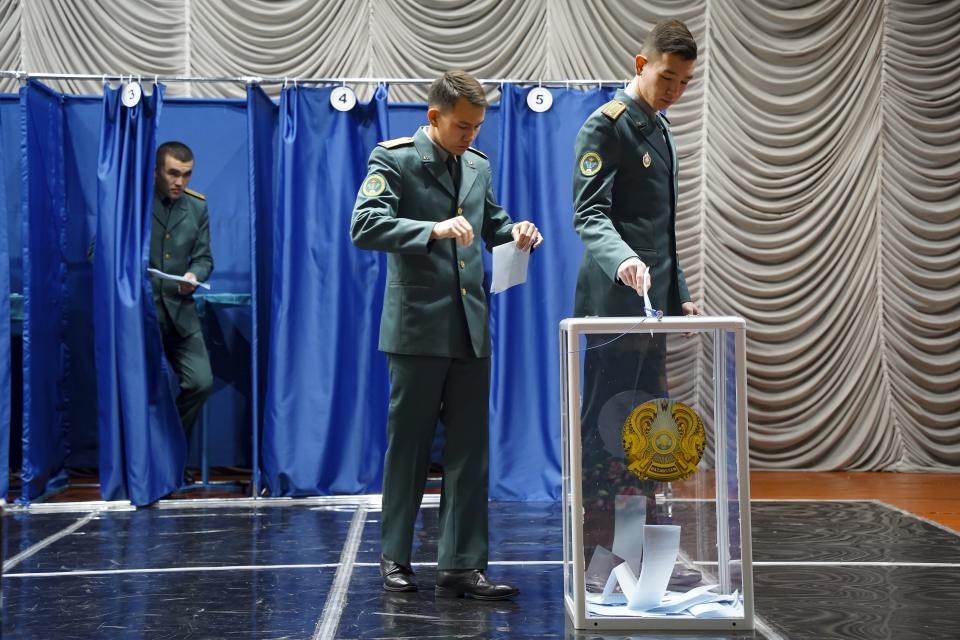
[331, 86, 357, 112]
[526, 87, 553, 113]
[121, 82, 142, 108]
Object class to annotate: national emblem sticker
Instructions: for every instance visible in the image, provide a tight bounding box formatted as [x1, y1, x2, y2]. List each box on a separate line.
[622, 398, 705, 482]
[362, 174, 386, 197]
[579, 151, 602, 177]
[642, 152, 652, 168]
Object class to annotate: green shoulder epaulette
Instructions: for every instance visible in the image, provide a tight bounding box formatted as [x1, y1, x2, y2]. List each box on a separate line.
[378, 137, 415, 149]
[184, 187, 205, 200]
[600, 100, 627, 122]
[466, 146, 487, 159]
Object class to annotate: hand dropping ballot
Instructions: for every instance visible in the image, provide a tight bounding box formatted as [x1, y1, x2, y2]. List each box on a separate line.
[490, 241, 530, 294]
[147, 268, 211, 290]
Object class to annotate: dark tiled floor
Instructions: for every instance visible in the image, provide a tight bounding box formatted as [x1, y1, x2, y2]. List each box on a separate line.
[2, 500, 959, 639]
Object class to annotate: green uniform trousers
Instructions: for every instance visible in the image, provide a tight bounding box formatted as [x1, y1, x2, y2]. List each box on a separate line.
[161, 328, 213, 441]
[580, 334, 666, 554]
[380, 353, 490, 571]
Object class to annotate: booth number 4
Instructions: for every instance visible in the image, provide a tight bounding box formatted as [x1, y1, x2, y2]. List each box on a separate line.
[527, 87, 553, 113]
[331, 86, 357, 112]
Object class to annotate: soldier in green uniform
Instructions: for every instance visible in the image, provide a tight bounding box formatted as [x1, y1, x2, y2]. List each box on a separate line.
[149, 141, 214, 447]
[572, 20, 701, 581]
[351, 70, 542, 600]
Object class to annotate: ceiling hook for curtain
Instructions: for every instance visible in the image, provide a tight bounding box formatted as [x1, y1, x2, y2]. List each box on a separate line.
[282, 76, 288, 89]
[565, 79, 570, 90]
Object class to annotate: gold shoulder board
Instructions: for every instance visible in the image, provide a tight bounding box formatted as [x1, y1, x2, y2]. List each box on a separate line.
[466, 146, 488, 160]
[378, 137, 415, 149]
[600, 100, 627, 122]
[184, 187, 205, 200]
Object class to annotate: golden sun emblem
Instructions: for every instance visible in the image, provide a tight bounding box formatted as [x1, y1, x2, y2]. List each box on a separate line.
[622, 398, 705, 481]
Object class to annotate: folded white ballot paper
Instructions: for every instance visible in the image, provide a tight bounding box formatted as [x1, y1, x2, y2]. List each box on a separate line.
[490, 242, 530, 294]
[147, 268, 211, 290]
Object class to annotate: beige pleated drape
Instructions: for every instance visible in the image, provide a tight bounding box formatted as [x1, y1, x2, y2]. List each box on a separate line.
[1, 0, 957, 470]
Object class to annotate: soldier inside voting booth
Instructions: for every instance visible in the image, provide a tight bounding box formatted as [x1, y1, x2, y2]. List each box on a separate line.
[149, 141, 214, 457]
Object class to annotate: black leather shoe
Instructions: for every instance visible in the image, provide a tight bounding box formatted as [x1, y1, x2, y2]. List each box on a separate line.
[668, 567, 702, 588]
[380, 555, 417, 592]
[435, 570, 519, 600]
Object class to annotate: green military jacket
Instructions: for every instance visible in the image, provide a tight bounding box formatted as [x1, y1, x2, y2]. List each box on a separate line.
[351, 127, 515, 358]
[572, 89, 690, 317]
[150, 188, 214, 337]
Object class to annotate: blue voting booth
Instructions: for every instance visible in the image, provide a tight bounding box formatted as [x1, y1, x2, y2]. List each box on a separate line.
[0, 81, 616, 506]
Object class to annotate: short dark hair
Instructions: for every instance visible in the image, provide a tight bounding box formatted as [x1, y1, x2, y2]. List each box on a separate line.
[156, 141, 194, 169]
[427, 70, 488, 111]
[642, 19, 698, 61]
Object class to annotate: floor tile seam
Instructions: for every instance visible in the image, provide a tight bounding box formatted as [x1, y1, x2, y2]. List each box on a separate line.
[312, 505, 368, 640]
[2, 559, 566, 579]
[2, 563, 343, 578]
[13, 558, 958, 579]
[873, 499, 960, 536]
[2, 511, 98, 572]
[751, 561, 960, 568]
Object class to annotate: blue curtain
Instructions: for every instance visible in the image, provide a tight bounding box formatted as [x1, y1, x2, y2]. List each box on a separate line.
[158, 98, 254, 467]
[262, 86, 389, 496]
[19, 81, 70, 502]
[62, 96, 105, 470]
[488, 85, 615, 500]
[93, 83, 185, 505]
[1, 95, 22, 494]
[246, 85, 278, 495]
[0, 97, 12, 499]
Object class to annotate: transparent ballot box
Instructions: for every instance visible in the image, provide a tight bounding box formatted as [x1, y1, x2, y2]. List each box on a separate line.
[559, 316, 754, 631]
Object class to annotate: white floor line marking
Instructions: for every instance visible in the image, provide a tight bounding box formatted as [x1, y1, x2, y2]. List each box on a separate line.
[373, 612, 440, 621]
[874, 499, 960, 536]
[313, 506, 367, 640]
[753, 561, 960, 568]
[4, 563, 341, 578]
[2, 512, 97, 573]
[9, 557, 958, 580]
[754, 616, 788, 640]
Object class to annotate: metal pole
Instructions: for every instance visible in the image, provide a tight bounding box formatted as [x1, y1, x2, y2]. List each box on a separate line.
[0, 69, 626, 88]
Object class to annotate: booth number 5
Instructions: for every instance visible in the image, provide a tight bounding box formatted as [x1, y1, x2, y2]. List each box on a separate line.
[527, 87, 553, 113]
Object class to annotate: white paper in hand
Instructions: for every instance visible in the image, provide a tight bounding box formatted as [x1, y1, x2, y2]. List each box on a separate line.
[491, 242, 530, 294]
[147, 268, 211, 290]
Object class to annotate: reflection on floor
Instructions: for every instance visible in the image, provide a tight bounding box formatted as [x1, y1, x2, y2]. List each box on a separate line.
[2, 500, 959, 639]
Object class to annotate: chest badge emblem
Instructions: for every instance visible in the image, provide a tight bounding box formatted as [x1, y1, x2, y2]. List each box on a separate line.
[642, 152, 652, 168]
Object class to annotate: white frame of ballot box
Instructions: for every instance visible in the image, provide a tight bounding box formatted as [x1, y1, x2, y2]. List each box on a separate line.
[559, 316, 754, 631]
